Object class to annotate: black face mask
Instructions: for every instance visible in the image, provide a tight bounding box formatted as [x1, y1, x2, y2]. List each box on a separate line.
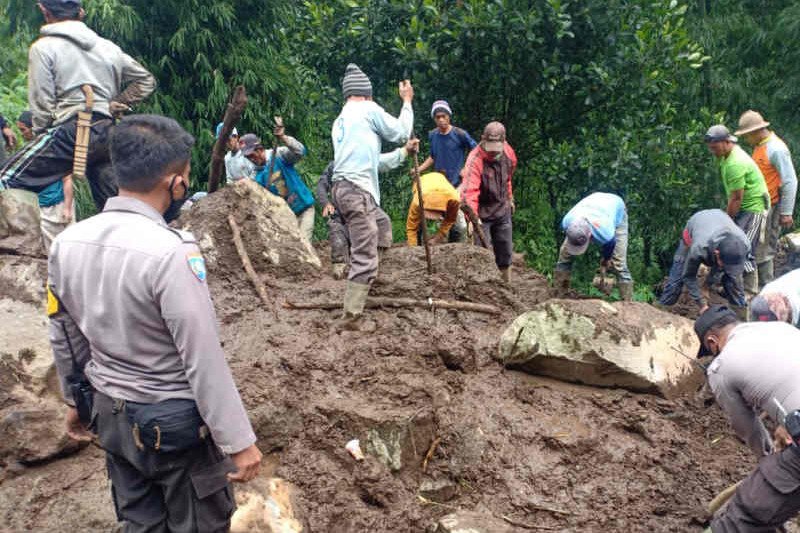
[163, 175, 189, 223]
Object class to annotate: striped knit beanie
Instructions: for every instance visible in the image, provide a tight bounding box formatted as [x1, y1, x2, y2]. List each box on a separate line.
[342, 63, 373, 99]
[430, 100, 452, 118]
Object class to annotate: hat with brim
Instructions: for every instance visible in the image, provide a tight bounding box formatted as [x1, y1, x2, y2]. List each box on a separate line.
[481, 121, 506, 153]
[734, 110, 771, 136]
[565, 218, 592, 256]
[717, 236, 748, 281]
[239, 133, 262, 157]
[704, 124, 737, 143]
[694, 305, 739, 357]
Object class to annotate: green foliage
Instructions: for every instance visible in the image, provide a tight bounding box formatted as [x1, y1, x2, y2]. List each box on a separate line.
[1, 0, 797, 297]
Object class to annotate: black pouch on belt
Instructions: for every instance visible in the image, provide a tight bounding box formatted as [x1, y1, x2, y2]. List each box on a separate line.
[125, 399, 208, 453]
[67, 373, 94, 426]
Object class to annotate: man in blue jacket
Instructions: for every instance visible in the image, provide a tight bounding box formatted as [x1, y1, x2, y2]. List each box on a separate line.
[241, 125, 315, 242]
[555, 192, 633, 300]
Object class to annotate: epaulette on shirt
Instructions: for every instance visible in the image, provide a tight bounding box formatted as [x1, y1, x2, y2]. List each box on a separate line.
[167, 227, 197, 244]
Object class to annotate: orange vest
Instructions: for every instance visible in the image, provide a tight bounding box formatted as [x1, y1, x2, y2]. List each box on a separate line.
[753, 134, 781, 204]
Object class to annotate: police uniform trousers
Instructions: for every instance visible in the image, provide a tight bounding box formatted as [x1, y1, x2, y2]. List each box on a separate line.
[92, 391, 236, 533]
[711, 445, 800, 532]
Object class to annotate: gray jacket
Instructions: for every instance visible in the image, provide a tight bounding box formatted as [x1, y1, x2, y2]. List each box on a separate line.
[708, 322, 800, 457]
[682, 209, 750, 305]
[48, 197, 255, 454]
[29, 20, 156, 133]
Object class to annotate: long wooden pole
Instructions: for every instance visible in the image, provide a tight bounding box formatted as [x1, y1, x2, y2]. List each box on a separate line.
[284, 297, 501, 315]
[460, 204, 490, 249]
[411, 132, 433, 274]
[209, 86, 247, 193]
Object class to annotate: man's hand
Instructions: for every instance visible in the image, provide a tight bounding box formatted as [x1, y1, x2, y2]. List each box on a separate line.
[109, 101, 131, 117]
[405, 138, 420, 155]
[228, 444, 263, 483]
[322, 203, 335, 218]
[273, 124, 285, 141]
[699, 304, 709, 314]
[2, 126, 17, 149]
[65, 407, 93, 442]
[780, 215, 794, 229]
[398, 80, 414, 103]
[510, 198, 516, 214]
[774, 425, 794, 451]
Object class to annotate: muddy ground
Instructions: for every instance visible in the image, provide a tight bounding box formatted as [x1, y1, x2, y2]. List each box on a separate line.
[0, 209, 794, 531]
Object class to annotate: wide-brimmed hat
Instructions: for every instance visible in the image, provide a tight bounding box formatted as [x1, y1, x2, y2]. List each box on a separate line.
[734, 110, 770, 136]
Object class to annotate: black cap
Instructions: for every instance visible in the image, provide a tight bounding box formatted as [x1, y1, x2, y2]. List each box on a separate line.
[694, 305, 739, 357]
[717, 236, 748, 280]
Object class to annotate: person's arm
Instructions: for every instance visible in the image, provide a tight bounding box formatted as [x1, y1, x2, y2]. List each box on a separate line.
[153, 242, 257, 456]
[438, 199, 460, 238]
[418, 156, 434, 173]
[709, 372, 772, 457]
[462, 129, 478, 150]
[276, 134, 306, 166]
[113, 51, 157, 110]
[462, 148, 482, 215]
[506, 144, 517, 211]
[726, 189, 744, 218]
[28, 44, 57, 133]
[368, 81, 414, 143]
[0, 114, 15, 149]
[62, 174, 74, 223]
[378, 147, 407, 173]
[682, 249, 706, 308]
[771, 144, 798, 224]
[406, 198, 420, 246]
[316, 163, 333, 206]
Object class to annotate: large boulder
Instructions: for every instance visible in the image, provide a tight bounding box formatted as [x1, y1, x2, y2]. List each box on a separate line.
[176, 180, 321, 279]
[496, 299, 702, 398]
[0, 189, 45, 257]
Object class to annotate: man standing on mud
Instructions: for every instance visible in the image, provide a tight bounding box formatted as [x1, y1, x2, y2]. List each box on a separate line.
[330, 63, 414, 327]
[462, 121, 517, 282]
[735, 111, 798, 288]
[0, 0, 156, 211]
[705, 124, 769, 298]
[694, 305, 800, 531]
[48, 115, 261, 531]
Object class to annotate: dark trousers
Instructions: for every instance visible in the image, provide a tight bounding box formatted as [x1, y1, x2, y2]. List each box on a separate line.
[93, 392, 236, 533]
[332, 180, 392, 284]
[711, 445, 800, 532]
[658, 240, 745, 307]
[328, 213, 350, 264]
[0, 114, 116, 210]
[476, 214, 513, 268]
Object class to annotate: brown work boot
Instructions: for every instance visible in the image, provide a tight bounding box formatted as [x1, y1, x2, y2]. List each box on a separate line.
[618, 281, 633, 302]
[553, 270, 571, 297]
[499, 266, 511, 284]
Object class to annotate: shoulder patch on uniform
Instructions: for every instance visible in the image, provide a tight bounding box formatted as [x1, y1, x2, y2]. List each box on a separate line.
[46, 286, 60, 317]
[187, 253, 207, 282]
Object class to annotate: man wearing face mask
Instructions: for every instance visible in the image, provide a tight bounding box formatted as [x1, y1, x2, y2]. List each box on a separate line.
[47, 115, 262, 531]
[695, 305, 800, 531]
[462, 121, 518, 282]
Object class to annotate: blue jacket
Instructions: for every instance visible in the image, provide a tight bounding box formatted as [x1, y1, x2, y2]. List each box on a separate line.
[253, 137, 314, 215]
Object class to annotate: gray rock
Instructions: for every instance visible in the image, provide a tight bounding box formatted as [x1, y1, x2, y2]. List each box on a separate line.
[0, 189, 45, 257]
[433, 511, 512, 533]
[496, 299, 702, 398]
[419, 477, 458, 502]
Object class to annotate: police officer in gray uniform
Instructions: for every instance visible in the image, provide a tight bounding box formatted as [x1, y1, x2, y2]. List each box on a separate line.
[47, 115, 262, 532]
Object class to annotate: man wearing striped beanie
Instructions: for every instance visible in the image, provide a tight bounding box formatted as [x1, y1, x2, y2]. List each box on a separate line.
[330, 63, 415, 329]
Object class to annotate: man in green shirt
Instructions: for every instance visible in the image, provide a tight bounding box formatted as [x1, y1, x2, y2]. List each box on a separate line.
[705, 124, 770, 297]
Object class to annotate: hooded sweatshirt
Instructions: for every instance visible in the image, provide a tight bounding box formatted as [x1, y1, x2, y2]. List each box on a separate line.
[28, 20, 156, 133]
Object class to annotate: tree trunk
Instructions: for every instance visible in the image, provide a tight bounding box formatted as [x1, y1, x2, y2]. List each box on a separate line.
[208, 86, 247, 193]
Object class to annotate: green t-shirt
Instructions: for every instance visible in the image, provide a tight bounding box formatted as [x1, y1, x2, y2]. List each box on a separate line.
[719, 144, 770, 213]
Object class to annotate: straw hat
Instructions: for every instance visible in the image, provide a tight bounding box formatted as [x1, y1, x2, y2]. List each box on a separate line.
[734, 110, 770, 136]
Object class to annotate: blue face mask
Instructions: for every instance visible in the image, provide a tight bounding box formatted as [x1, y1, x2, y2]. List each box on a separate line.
[163, 175, 189, 223]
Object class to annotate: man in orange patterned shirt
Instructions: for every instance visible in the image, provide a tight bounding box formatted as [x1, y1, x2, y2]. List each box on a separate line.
[736, 111, 797, 287]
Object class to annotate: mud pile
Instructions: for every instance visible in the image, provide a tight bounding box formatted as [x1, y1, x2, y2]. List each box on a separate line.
[0, 185, 787, 531]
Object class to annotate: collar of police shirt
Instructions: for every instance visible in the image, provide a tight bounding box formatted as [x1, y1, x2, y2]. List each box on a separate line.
[104, 196, 167, 224]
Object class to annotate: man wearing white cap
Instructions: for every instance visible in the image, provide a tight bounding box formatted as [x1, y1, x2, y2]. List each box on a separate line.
[735, 110, 797, 287]
[215, 122, 254, 184]
[705, 124, 770, 298]
[554, 192, 633, 301]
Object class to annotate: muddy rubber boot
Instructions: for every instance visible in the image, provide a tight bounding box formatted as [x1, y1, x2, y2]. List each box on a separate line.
[553, 270, 571, 297]
[331, 262, 347, 280]
[499, 266, 511, 284]
[334, 281, 374, 332]
[618, 281, 633, 302]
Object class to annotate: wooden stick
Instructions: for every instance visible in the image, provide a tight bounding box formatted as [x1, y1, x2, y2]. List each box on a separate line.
[228, 215, 271, 307]
[411, 132, 433, 274]
[266, 116, 284, 187]
[208, 86, 247, 193]
[284, 297, 501, 315]
[421, 436, 441, 472]
[460, 204, 490, 249]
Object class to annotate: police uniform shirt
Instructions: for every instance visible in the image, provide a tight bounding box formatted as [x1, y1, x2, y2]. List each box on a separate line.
[48, 196, 255, 454]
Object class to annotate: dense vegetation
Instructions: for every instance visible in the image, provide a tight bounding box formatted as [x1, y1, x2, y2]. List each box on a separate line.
[1, 0, 797, 298]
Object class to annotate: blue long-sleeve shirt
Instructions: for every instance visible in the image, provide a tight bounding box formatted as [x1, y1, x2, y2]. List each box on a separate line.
[561, 192, 626, 247]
